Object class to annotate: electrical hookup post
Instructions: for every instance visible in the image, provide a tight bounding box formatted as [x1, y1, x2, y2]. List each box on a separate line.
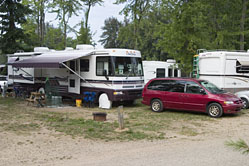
[115, 105, 129, 132]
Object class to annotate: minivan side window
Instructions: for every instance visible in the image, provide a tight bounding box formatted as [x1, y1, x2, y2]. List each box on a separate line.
[169, 80, 185, 93]
[185, 81, 203, 94]
[147, 80, 175, 91]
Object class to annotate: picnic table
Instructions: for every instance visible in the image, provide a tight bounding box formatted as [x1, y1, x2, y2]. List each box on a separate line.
[26, 92, 45, 107]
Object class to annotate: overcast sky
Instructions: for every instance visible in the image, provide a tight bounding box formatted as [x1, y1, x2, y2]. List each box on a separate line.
[47, 0, 125, 49]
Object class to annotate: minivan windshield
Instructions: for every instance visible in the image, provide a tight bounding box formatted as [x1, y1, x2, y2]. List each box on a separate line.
[199, 81, 226, 94]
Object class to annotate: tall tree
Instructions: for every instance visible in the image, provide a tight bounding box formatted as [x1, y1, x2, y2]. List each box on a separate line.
[80, 0, 103, 44]
[115, 0, 151, 49]
[240, 0, 248, 50]
[99, 17, 122, 48]
[81, 0, 103, 30]
[77, 21, 92, 45]
[49, 0, 81, 48]
[44, 23, 64, 50]
[22, 0, 47, 46]
[0, 0, 32, 54]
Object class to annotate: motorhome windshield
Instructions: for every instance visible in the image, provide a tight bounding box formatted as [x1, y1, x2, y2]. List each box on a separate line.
[96, 56, 143, 77]
[199, 81, 226, 94]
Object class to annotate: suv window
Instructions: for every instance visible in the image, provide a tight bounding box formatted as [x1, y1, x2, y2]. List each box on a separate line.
[185, 81, 203, 94]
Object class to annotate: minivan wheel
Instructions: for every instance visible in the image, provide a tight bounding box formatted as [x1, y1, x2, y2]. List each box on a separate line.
[241, 98, 249, 109]
[151, 99, 163, 112]
[207, 103, 223, 118]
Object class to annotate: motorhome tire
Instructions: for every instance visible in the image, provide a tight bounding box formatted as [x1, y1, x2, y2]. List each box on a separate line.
[207, 103, 223, 118]
[151, 99, 163, 112]
[241, 97, 249, 109]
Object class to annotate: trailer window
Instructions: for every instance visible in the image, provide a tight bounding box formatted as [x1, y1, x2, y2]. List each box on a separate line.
[174, 69, 178, 77]
[168, 68, 172, 77]
[156, 68, 165, 78]
[80, 59, 89, 72]
[236, 60, 249, 73]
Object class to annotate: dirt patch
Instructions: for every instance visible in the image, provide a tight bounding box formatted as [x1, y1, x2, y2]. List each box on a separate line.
[1, 98, 249, 165]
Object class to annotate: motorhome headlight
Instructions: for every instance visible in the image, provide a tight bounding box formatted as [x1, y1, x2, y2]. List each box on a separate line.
[113, 91, 123, 95]
[224, 101, 234, 105]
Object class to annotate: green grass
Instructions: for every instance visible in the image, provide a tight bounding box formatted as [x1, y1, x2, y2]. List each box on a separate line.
[0, 98, 215, 141]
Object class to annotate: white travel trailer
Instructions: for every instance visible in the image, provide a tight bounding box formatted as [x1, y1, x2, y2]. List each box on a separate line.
[193, 50, 249, 93]
[142, 60, 181, 84]
[8, 45, 144, 108]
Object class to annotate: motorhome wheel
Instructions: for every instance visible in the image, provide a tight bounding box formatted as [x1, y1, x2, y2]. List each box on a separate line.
[99, 93, 112, 109]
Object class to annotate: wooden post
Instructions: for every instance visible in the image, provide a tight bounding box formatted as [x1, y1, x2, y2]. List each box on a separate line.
[117, 105, 124, 130]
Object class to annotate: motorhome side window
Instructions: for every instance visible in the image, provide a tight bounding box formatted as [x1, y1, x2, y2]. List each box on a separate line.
[156, 68, 165, 78]
[80, 59, 89, 72]
[69, 60, 76, 74]
[236, 60, 249, 73]
[96, 57, 113, 76]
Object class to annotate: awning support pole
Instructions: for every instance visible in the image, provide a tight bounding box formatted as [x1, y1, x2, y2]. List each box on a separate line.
[61, 62, 95, 87]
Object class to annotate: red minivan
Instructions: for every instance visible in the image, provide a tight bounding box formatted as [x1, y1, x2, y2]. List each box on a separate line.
[142, 78, 243, 118]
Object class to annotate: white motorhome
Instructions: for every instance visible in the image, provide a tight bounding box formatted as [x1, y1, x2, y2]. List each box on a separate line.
[142, 60, 181, 84]
[8, 45, 144, 108]
[193, 50, 249, 93]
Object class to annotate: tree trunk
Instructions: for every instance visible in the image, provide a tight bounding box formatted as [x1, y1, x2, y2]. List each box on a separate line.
[39, 0, 45, 46]
[85, 4, 91, 30]
[63, 7, 67, 48]
[240, 0, 248, 50]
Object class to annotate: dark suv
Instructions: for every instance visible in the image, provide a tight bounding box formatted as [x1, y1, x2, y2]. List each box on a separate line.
[142, 78, 243, 118]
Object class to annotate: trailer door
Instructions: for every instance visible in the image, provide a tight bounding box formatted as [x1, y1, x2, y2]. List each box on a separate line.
[68, 60, 80, 94]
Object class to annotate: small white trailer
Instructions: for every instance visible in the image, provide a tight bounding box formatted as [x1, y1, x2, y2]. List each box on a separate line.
[8, 45, 144, 108]
[193, 50, 249, 93]
[142, 60, 181, 84]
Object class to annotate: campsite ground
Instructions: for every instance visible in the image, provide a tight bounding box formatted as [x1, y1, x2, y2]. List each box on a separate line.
[0, 98, 249, 165]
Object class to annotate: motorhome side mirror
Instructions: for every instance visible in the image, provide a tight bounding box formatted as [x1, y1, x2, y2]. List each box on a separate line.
[103, 70, 109, 80]
[103, 70, 107, 76]
[200, 89, 206, 95]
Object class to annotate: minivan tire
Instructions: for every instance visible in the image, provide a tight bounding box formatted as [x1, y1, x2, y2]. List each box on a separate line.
[151, 99, 163, 112]
[207, 103, 223, 118]
[241, 97, 249, 109]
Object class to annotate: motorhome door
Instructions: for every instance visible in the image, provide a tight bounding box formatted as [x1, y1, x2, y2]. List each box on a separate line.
[68, 60, 80, 94]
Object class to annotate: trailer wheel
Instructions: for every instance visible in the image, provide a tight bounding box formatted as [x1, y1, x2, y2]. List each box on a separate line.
[99, 93, 112, 109]
[241, 97, 249, 109]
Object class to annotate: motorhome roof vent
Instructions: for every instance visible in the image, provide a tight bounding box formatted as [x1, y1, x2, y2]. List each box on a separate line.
[166, 59, 176, 63]
[76, 44, 94, 50]
[65, 47, 74, 51]
[34, 47, 49, 53]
